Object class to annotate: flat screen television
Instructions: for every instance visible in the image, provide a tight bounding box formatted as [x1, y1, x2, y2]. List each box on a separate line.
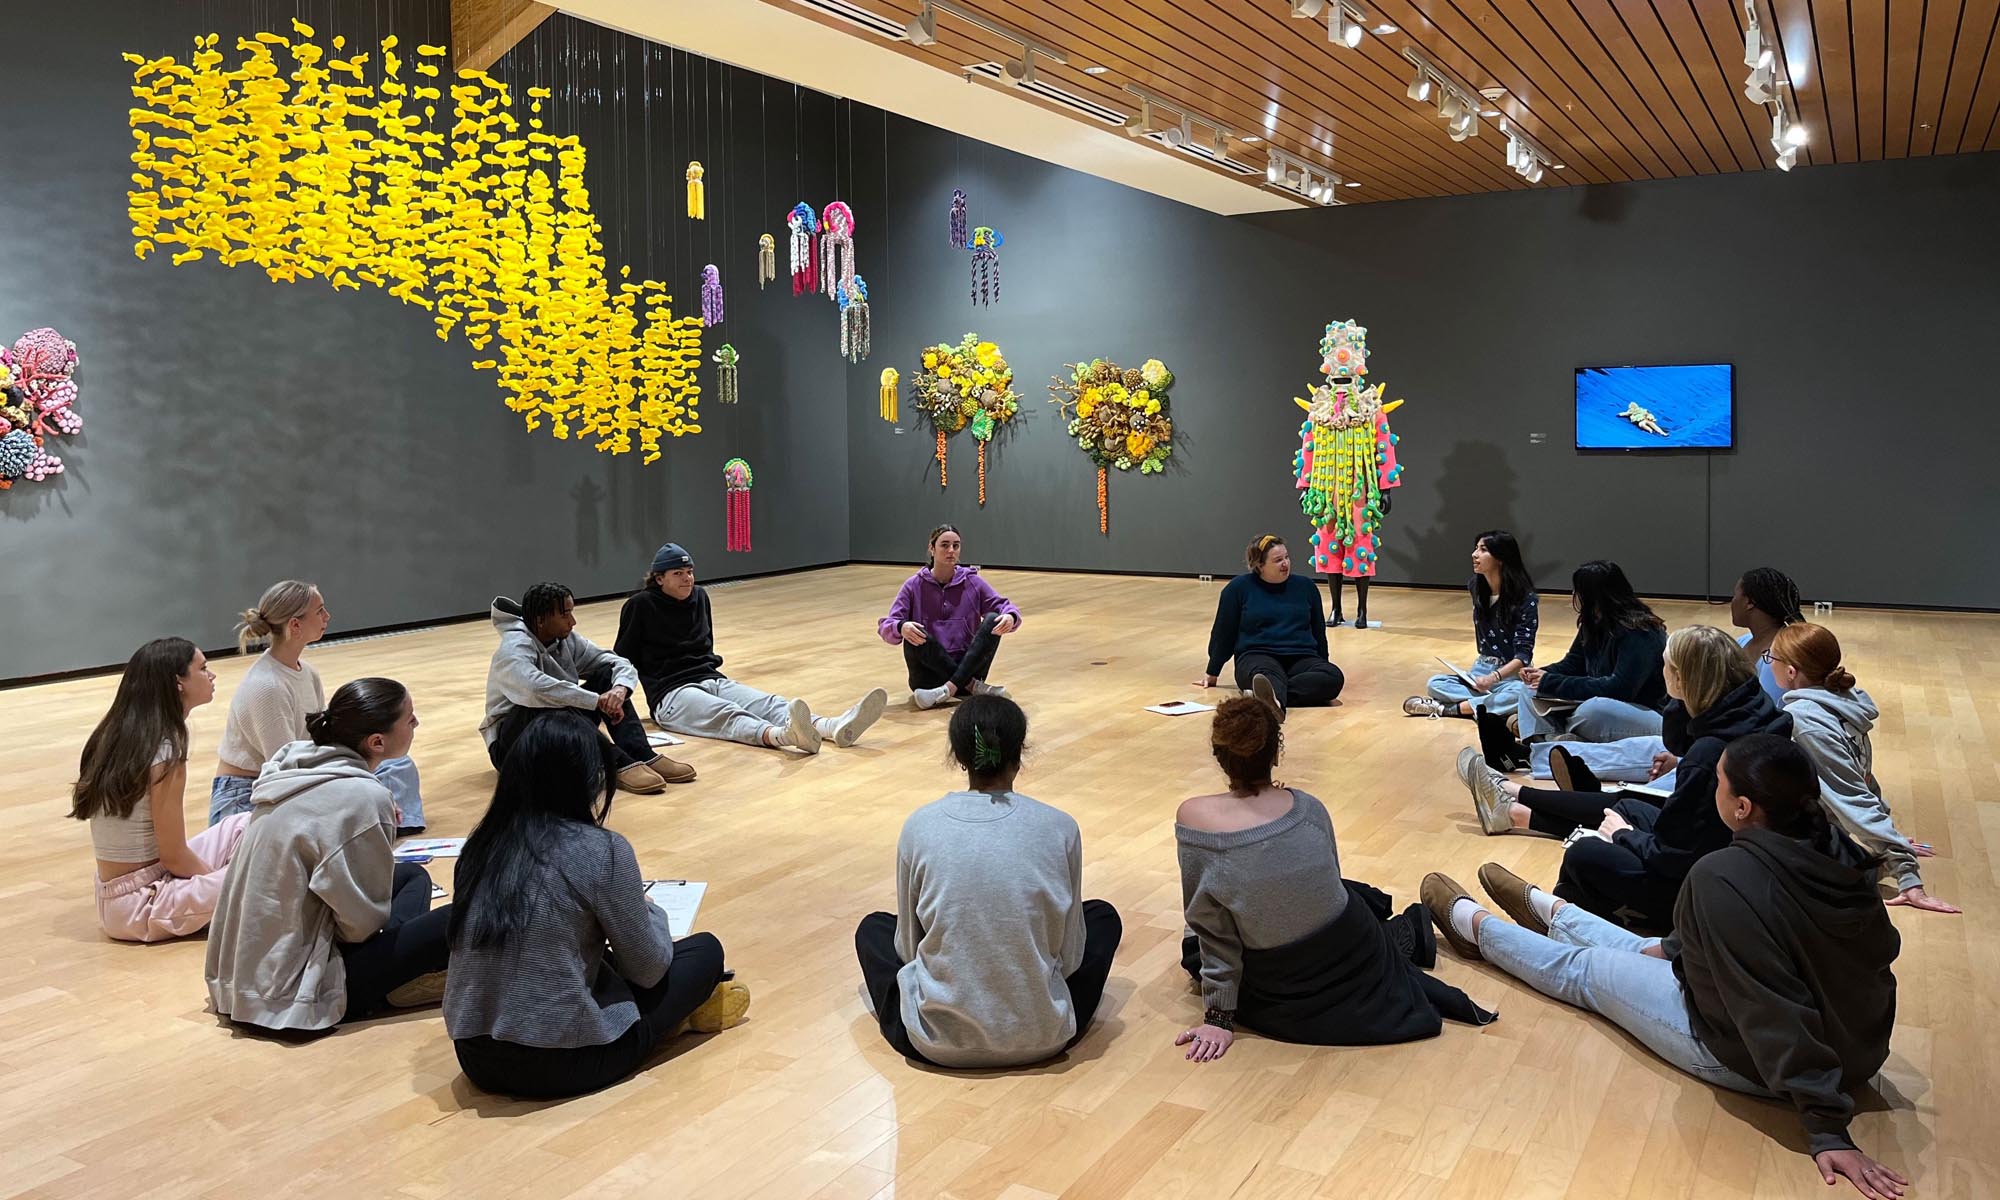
[1575, 363, 1734, 451]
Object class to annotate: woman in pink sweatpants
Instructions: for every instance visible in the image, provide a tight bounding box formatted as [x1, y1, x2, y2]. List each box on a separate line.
[95, 811, 253, 942]
[72, 637, 256, 943]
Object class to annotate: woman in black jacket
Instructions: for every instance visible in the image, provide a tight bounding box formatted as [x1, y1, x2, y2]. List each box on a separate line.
[1513, 560, 1668, 743]
[1425, 733, 1904, 1200]
[1461, 625, 1790, 930]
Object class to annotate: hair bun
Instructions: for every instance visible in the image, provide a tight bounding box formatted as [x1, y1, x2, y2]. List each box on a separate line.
[304, 709, 330, 736]
[1211, 701, 1271, 757]
[1824, 665, 1857, 692]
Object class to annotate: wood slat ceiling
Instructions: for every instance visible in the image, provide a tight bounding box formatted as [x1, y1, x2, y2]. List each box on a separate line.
[765, 0, 2000, 203]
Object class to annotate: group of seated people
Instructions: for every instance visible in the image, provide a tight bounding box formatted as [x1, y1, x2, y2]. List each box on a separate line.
[63, 526, 1946, 1196]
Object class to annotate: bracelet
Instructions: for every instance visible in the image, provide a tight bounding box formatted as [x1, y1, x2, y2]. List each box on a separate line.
[1203, 1007, 1236, 1031]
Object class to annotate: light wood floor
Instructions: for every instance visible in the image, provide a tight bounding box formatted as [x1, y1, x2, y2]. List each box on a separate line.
[2, 565, 1995, 1200]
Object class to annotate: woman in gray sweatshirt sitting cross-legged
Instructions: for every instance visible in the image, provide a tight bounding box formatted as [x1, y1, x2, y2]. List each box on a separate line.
[853, 695, 1122, 1068]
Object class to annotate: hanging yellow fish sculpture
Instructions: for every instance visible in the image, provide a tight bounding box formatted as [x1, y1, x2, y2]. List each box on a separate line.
[124, 24, 703, 462]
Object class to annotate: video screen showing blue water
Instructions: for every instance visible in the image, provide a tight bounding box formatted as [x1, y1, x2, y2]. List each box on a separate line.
[1575, 364, 1734, 450]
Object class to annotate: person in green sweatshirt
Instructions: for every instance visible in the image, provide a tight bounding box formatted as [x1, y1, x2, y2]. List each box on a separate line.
[1424, 733, 1905, 1199]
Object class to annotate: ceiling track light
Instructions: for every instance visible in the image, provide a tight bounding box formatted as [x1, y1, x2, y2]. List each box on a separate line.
[1290, 0, 1327, 16]
[1328, 2, 1366, 48]
[1499, 118, 1559, 184]
[905, 2, 937, 45]
[1744, 1, 1807, 173]
[1264, 147, 1346, 205]
[911, 1, 1069, 70]
[1403, 48, 1482, 142]
[1123, 83, 1236, 154]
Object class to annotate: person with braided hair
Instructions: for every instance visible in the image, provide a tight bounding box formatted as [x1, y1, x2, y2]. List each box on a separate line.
[1732, 566, 1805, 705]
[1424, 734, 1905, 1199]
[853, 695, 1121, 1067]
[1173, 698, 1492, 1063]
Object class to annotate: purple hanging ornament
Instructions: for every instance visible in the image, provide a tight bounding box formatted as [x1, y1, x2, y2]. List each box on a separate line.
[969, 226, 1002, 306]
[949, 188, 968, 250]
[701, 265, 724, 327]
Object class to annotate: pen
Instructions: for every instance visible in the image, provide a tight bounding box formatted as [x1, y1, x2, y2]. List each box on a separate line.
[642, 879, 688, 887]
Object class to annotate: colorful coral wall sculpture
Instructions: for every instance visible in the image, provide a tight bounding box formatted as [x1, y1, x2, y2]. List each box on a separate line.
[124, 23, 704, 462]
[0, 328, 81, 490]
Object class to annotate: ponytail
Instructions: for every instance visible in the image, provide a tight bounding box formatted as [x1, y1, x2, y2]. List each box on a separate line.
[1721, 734, 1830, 841]
[1771, 623, 1856, 692]
[308, 677, 409, 754]
[236, 580, 320, 652]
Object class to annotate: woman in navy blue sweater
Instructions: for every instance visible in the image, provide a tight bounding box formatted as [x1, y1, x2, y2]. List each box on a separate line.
[1196, 535, 1345, 721]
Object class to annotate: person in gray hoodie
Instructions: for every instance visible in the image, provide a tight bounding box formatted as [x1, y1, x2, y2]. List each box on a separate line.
[205, 678, 451, 1032]
[480, 581, 694, 792]
[1771, 622, 1959, 914]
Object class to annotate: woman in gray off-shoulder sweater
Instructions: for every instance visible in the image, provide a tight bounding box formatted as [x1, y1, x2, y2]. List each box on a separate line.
[444, 712, 749, 1099]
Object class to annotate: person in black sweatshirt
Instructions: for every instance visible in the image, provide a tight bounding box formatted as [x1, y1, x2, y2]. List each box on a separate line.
[614, 543, 887, 755]
[1513, 560, 1669, 743]
[1193, 534, 1345, 723]
[1425, 733, 1903, 1200]
[1462, 625, 1791, 930]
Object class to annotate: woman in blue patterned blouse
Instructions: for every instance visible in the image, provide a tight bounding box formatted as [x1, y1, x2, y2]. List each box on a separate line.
[1406, 531, 1539, 719]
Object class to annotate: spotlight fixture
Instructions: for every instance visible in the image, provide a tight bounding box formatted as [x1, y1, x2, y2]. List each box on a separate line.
[1744, 61, 1775, 104]
[1290, 0, 1326, 17]
[1501, 119, 1558, 185]
[1122, 97, 1154, 138]
[1264, 147, 1346, 205]
[1405, 48, 1481, 142]
[1000, 52, 1039, 87]
[1330, 4, 1364, 48]
[905, 2, 937, 45]
[1406, 64, 1432, 102]
[1742, 1, 1805, 173]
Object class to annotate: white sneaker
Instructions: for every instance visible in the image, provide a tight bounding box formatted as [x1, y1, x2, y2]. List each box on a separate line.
[774, 698, 821, 754]
[969, 681, 1008, 698]
[827, 687, 889, 747]
[912, 684, 952, 710]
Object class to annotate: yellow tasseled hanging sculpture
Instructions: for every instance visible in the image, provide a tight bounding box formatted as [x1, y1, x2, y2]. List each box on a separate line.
[880, 367, 899, 423]
[686, 161, 706, 220]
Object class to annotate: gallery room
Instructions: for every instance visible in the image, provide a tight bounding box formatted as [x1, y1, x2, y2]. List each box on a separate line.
[2, 0, 1996, 1195]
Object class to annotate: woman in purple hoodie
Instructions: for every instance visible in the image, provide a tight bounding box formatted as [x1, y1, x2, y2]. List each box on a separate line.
[878, 526, 1023, 710]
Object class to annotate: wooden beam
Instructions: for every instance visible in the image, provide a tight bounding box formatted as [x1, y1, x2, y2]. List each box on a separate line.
[452, 0, 557, 74]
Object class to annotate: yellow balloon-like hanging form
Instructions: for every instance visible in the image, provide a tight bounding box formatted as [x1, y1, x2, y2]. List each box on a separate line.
[686, 161, 706, 220]
[124, 23, 703, 462]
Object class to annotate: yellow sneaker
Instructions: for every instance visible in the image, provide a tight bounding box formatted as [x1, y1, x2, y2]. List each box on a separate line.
[674, 979, 751, 1036]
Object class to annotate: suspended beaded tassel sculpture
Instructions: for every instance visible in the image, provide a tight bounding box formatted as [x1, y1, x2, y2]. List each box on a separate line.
[787, 203, 819, 296]
[685, 161, 706, 219]
[839, 276, 871, 364]
[700, 265, 724, 327]
[723, 458, 753, 552]
[969, 226, 1002, 306]
[949, 188, 968, 249]
[880, 367, 899, 422]
[757, 234, 776, 288]
[820, 201, 857, 303]
[713, 344, 739, 405]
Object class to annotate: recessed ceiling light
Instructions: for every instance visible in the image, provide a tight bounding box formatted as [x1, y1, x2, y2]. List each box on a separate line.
[1479, 86, 1506, 99]
[1373, 23, 1397, 34]
[1082, 65, 1109, 75]
[1552, 164, 1565, 170]
[1482, 108, 1500, 117]
[1345, 179, 1360, 187]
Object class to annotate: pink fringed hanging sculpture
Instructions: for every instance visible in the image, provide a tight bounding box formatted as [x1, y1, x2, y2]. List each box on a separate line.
[949, 188, 968, 249]
[701, 265, 724, 327]
[787, 203, 819, 296]
[969, 226, 1002, 306]
[839, 276, 870, 364]
[0, 327, 81, 490]
[820, 201, 856, 303]
[723, 458, 753, 552]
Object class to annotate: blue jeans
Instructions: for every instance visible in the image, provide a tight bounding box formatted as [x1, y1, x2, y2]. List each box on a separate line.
[1516, 695, 1664, 743]
[1425, 656, 1530, 714]
[1529, 735, 1672, 784]
[1477, 903, 1772, 1096]
[209, 756, 425, 828]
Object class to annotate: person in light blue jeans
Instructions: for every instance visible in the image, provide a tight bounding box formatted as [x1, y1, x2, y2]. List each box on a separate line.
[1527, 734, 1671, 784]
[1515, 561, 1668, 743]
[1407, 531, 1539, 720]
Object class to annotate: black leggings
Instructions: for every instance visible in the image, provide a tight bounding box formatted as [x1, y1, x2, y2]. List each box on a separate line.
[487, 662, 655, 772]
[1512, 786, 1621, 838]
[854, 900, 1122, 1065]
[1233, 652, 1345, 707]
[904, 613, 1003, 692]
[337, 863, 452, 1023]
[454, 932, 728, 1099]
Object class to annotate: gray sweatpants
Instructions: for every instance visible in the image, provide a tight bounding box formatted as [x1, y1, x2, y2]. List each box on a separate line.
[656, 677, 793, 746]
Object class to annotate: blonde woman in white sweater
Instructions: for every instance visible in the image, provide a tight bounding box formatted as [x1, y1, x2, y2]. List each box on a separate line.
[208, 581, 426, 833]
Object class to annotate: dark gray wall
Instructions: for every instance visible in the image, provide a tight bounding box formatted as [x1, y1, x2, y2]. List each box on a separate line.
[849, 118, 2000, 610]
[0, 5, 855, 679]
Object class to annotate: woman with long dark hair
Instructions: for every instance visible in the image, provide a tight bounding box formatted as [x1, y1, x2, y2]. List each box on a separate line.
[70, 638, 251, 942]
[447, 711, 749, 1098]
[205, 678, 451, 1031]
[1406, 530, 1539, 719]
[1426, 734, 1905, 1199]
[1513, 560, 1668, 743]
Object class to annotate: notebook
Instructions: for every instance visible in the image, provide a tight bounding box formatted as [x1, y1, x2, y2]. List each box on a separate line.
[1146, 700, 1216, 716]
[643, 880, 707, 938]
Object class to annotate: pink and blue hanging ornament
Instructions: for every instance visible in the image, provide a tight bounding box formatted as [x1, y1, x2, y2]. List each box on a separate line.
[701, 264, 724, 327]
[949, 188, 968, 250]
[820, 201, 857, 303]
[788, 203, 819, 296]
[969, 226, 1002, 306]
